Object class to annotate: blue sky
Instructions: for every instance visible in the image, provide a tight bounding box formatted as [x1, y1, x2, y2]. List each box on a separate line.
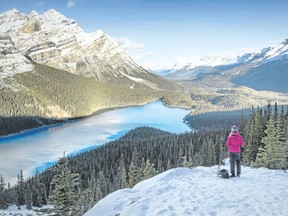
[1, 0, 288, 69]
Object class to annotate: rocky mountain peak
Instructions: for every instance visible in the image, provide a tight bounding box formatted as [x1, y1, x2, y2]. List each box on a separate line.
[1, 8, 20, 17]
[0, 8, 174, 90]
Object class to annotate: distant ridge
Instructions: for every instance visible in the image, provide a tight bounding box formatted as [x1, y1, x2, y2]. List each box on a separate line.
[156, 39, 288, 92]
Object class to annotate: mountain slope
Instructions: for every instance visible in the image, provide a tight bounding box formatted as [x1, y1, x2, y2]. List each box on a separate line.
[232, 59, 288, 92]
[0, 62, 188, 136]
[0, 8, 179, 90]
[161, 39, 288, 92]
[84, 166, 288, 216]
[0, 8, 188, 136]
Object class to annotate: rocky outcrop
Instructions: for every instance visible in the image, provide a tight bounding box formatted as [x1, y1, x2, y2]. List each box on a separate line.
[0, 33, 33, 83]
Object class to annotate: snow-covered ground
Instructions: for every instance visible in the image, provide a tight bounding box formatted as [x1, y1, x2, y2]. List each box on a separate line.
[1, 163, 287, 216]
[0, 204, 53, 216]
[84, 164, 288, 216]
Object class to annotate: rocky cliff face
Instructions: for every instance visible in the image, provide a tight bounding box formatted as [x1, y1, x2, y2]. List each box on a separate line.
[0, 33, 34, 85]
[0, 9, 170, 89]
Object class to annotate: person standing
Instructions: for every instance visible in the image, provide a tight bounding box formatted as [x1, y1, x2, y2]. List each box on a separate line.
[226, 125, 245, 177]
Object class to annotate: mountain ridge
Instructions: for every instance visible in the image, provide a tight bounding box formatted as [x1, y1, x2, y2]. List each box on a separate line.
[0, 8, 188, 136]
[157, 39, 288, 92]
[0, 8, 179, 90]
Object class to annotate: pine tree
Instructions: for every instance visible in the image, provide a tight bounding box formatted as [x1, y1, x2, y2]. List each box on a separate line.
[16, 170, 25, 209]
[116, 154, 128, 188]
[50, 156, 80, 216]
[176, 146, 184, 167]
[32, 174, 47, 207]
[0, 175, 8, 209]
[25, 183, 32, 210]
[128, 160, 138, 188]
[5, 182, 15, 205]
[78, 188, 92, 214]
[243, 116, 255, 165]
[96, 171, 107, 200]
[256, 117, 286, 169]
[187, 140, 195, 167]
[243, 107, 265, 166]
[142, 160, 156, 180]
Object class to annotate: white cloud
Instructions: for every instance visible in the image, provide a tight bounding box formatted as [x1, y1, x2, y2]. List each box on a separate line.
[115, 37, 144, 50]
[66, 0, 76, 8]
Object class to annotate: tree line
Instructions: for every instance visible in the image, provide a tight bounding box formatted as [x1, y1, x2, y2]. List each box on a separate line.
[240, 102, 288, 169]
[0, 103, 287, 215]
[0, 126, 228, 214]
[0, 63, 191, 136]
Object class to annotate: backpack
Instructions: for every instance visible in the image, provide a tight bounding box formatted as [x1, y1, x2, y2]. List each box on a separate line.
[218, 169, 230, 179]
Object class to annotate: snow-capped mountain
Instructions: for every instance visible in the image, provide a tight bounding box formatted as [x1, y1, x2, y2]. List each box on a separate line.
[159, 39, 288, 92]
[166, 39, 288, 73]
[84, 166, 288, 216]
[0, 9, 174, 89]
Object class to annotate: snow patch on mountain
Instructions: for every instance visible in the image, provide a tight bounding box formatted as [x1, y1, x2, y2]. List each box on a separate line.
[0, 8, 164, 89]
[164, 38, 288, 73]
[84, 165, 288, 216]
[119, 72, 158, 89]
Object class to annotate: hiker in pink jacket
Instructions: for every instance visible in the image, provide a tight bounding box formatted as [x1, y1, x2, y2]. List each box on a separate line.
[226, 125, 245, 177]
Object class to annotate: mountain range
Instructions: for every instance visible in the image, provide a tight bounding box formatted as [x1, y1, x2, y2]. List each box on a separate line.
[0, 8, 185, 136]
[1, 8, 288, 136]
[157, 39, 288, 92]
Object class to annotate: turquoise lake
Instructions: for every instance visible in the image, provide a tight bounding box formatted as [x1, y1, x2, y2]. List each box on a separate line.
[0, 101, 191, 184]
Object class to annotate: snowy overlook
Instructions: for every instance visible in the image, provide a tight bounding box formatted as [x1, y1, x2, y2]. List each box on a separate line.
[84, 165, 288, 216]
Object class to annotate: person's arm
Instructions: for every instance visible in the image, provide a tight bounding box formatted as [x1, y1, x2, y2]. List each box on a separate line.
[226, 136, 230, 148]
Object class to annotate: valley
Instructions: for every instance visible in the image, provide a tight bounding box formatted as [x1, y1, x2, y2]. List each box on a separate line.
[0, 5, 288, 216]
[1, 8, 287, 137]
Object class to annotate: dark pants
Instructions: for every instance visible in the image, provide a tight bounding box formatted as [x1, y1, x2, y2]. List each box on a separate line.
[229, 152, 241, 175]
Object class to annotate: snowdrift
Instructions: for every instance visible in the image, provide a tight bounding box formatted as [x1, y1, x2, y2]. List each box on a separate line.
[84, 165, 288, 216]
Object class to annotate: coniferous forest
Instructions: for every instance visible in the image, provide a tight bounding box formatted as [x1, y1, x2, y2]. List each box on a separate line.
[0, 103, 287, 215]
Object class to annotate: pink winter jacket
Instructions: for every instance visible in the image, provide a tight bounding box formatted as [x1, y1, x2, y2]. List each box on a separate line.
[226, 132, 245, 153]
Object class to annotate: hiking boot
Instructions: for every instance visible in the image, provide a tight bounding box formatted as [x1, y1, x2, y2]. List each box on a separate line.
[230, 174, 236, 178]
[237, 174, 240, 177]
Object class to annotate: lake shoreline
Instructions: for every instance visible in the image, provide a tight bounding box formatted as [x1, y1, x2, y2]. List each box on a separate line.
[0, 98, 191, 139]
[0, 100, 191, 185]
[0, 100, 157, 139]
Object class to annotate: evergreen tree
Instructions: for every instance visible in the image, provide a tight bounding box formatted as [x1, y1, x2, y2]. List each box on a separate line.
[176, 146, 184, 167]
[5, 183, 15, 205]
[16, 170, 25, 209]
[0, 175, 8, 209]
[50, 156, 80, 216]
[187, 140, 195, 168]
[256, 117, 286, 169]
[128, 160, 138, 188]
[79, 188, 93, 214]
[96, 171, 107, 200]
[32, 173, 47, 207]
[278, 106, 287, 144]
[239, 111, 246, 134]
[25, 183, 32, 210]
[142, 160, 156, 180]
[243, 107, 265, 166]
[116, 154, 128, 188]
[243, 116, 255, 165]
